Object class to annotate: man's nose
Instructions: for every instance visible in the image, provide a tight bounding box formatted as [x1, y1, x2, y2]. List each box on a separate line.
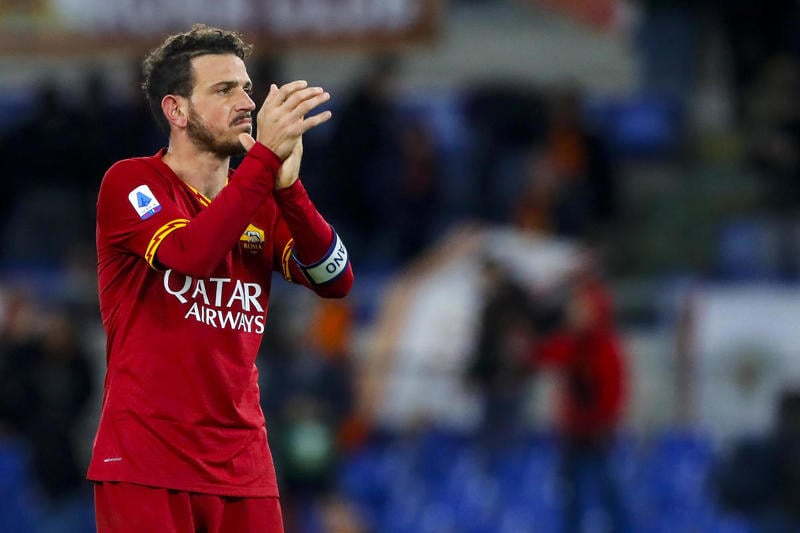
[240, 90, 256, 111]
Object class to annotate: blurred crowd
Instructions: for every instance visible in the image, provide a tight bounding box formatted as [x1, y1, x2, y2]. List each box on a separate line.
[2, 0, 800, 531]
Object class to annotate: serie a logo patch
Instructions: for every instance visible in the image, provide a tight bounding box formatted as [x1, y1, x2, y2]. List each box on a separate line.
[240, 224, 265, 252]
[128, 185, 162, 220]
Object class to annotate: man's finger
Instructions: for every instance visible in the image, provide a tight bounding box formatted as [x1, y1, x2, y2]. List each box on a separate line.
[282, 86, 324, 111]
[263, 84, 279, 105]
[293, 92, 330, 119]
[277, 80, 308, 102]
[299, 110, 333, 133]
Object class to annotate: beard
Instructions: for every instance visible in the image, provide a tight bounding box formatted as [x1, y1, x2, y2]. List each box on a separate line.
[186, 103, 248, 157]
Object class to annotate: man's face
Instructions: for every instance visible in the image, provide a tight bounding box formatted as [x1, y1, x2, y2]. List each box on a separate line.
[566, 290, 593, 332]
[186, 54, 256, 157]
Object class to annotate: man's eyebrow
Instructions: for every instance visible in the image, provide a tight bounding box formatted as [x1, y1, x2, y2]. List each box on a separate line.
[210, 80, 252, 89]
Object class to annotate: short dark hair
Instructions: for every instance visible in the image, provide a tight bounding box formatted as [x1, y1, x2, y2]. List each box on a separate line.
[142, 24, 253, 132]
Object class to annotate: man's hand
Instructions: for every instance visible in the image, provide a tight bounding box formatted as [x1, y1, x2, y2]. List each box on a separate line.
[276, 138, 303, 190]
[238, 80, 331, 160]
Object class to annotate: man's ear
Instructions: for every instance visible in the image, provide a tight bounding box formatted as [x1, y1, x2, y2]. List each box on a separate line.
[161, 95, 188, 129]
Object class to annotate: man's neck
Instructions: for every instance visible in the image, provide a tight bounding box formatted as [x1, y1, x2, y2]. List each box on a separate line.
[162, 139, 230, 200]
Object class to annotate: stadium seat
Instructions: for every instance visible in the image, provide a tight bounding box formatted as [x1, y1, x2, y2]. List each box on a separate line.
[0, 438, 36, 533]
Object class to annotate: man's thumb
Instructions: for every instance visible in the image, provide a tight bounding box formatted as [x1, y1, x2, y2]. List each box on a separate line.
[238, 133, 256, 152]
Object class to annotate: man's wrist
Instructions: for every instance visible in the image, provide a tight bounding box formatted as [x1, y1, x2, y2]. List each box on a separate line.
[274, 176, 299, 190]
[246, 142, 282, 173]
[273, 178, 305, 201]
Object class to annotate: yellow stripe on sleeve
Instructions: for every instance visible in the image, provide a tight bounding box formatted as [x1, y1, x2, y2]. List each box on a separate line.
[281, 238, 295, 282]
[144, 219, 190, 269]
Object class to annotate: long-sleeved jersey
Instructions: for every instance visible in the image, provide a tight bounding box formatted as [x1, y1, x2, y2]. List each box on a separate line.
[88, 143, 353, 496]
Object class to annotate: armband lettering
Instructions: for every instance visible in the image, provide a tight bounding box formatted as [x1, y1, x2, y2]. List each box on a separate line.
[292, 230, 349, 285]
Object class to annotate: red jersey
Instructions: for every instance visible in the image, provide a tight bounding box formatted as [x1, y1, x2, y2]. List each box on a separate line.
[88, 144, 353, 497]
[533, 282, 627, 439]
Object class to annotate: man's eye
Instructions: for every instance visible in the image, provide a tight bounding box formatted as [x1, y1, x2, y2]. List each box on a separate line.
[219, 87, 232, 94]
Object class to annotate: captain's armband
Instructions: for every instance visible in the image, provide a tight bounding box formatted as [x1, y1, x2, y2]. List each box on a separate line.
[292, 229, 349, 285]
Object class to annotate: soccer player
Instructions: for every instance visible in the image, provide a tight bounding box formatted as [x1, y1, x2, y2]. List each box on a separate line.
[88, 25, 353, 533]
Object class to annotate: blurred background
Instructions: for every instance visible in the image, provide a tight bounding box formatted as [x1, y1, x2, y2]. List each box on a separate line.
[2, 0, 800, 532]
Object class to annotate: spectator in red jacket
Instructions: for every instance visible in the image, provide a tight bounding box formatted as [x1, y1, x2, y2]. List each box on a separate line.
[531, 271, 630, 533]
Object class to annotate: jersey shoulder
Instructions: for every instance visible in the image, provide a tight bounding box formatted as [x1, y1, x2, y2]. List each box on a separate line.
[98, 156, 179, 213]
[100, 156, 170, 190]
[96, 155, 181, 231]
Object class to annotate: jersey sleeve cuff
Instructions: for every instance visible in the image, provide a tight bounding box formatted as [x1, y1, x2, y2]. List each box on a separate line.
[243, 142, 283, 176]
[273, 179, 308, 206]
